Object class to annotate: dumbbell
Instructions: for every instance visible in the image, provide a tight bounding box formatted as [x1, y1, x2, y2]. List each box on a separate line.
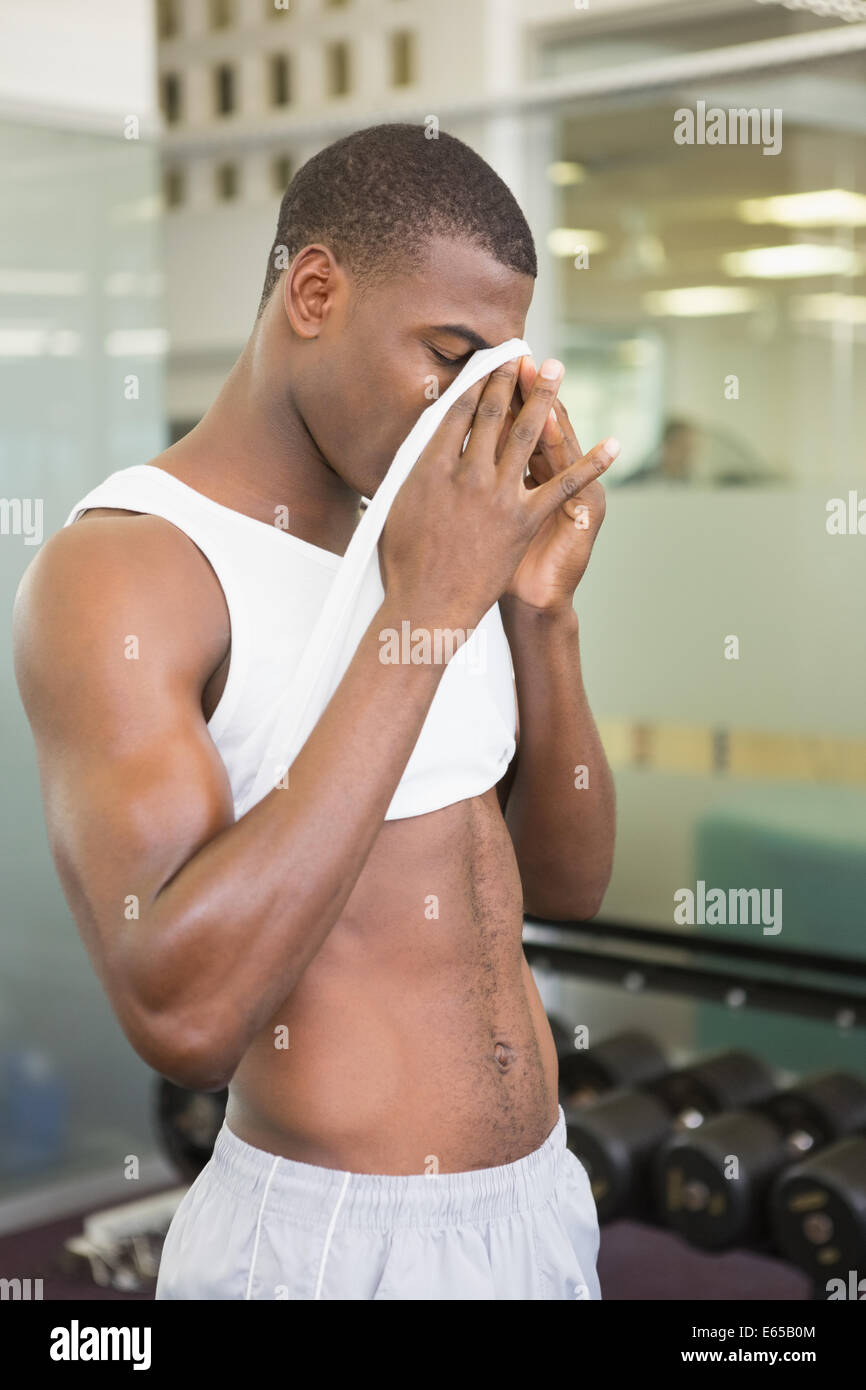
[653, 1070, 866, 1251]
[547, 1016, 670, 1106]
[770, 1135, 866, 1286]
[565, 1049, 777, 1224]
[154, 1077, 228, 1182]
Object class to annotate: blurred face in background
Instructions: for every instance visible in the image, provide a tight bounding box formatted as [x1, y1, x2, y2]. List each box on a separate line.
[661, 423, 698, 481]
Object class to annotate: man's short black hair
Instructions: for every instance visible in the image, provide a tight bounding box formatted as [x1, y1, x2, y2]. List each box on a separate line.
[257, 122, 536, 318]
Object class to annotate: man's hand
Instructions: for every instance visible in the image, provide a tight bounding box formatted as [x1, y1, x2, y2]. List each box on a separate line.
[497, 356, 620, 612]
[381, 356, 615, 636]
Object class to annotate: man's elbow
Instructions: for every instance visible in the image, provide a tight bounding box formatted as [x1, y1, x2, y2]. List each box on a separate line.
[128, 1012, 235, 1093]
[523, 877, 609, 923]
[154, 1043, 233, 1094]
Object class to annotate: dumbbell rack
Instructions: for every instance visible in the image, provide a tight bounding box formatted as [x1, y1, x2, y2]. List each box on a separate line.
[529, 916, 866, 1297]
[522, 915, 866, 1029]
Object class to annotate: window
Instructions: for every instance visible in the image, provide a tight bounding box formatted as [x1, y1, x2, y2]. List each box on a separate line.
[215, 163, 239, 200]
[161, 73, 182, 125]
[272, 155, 293, 193]
[163, 167, 185, 208]
[214, 64, 235, 116]
[390, 31, 414, 87]
[209, 0, 234, 29]
[326, 41, 351, 97]
[169, 418, 202, 446]
[270, 54, 292, 107]
[156, 0, 179, 39]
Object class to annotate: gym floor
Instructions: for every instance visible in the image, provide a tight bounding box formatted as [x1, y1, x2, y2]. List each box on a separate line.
[0, 1186, 812, 1301]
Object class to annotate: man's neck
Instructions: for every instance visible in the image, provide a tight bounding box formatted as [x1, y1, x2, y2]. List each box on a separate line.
[158, 343, 362, 557]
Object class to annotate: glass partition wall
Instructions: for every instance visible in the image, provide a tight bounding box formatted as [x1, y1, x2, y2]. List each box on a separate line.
[0, 119, 170, 1212]
[526, 23, 866, 1076]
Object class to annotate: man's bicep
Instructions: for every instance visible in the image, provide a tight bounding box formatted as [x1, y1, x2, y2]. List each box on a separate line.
[45, 724, 234, 937]
[14, 521, 234, 965]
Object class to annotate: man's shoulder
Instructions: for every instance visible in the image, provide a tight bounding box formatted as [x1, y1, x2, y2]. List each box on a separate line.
[23, 508, 218, 605]
[13, 508, 229, 690]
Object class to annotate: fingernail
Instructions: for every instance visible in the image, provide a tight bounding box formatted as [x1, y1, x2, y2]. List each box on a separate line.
[539, 358, 563, 380]
[547, 408, 558, 424]
[598, 436, 621, 464]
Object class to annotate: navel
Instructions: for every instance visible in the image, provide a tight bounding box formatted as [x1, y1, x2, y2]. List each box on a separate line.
[493, 1041, 516, 1071]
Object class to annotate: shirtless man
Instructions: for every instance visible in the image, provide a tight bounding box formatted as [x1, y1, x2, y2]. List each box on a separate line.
[13, 124, 618, 1300]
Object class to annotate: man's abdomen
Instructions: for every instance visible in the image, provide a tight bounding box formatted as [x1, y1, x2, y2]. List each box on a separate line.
[224, 787, 560, 1173]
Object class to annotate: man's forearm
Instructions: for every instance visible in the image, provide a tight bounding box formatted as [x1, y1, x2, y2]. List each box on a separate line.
[500, 595, 616, 921]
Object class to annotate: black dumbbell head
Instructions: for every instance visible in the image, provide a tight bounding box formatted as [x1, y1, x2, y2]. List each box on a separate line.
[566, 1089, 672, 1223]
[762, 1072, 866, 1149]
[648, 1049, 777, 1121]
[653, 1109, 786, 1250]
[559, 1030, 669, 1104]
[770, 1136, 866, 1282]
[154, 1078, 228, 1183]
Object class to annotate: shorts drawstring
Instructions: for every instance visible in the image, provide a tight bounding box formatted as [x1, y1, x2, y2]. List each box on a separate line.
[313, 1171, 352, 1300]
[244, 1154, 281, 1301]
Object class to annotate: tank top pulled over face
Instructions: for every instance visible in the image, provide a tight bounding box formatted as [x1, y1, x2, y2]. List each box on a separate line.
[63, 337, 530, 821]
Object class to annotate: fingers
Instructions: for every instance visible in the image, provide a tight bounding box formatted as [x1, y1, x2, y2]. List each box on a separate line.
[550, 395, 582, 457]
[524, 398, 581, 485]
[494, 407, 515, 463]
[519, 356, 582, 456]
[460, 358, 521, 466]
[526, 436, 621, 529]
[497, 359, 565, 484]
[433, 372, 493, 456]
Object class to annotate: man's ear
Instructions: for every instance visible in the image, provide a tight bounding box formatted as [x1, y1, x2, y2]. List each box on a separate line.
[283, 244, 343, 340]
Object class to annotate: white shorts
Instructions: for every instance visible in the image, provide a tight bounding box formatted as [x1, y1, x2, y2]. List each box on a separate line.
[154, 1106, 601, 1301]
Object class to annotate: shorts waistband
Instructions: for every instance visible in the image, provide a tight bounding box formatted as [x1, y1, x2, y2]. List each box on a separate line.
[206, 1108, 568, 1231]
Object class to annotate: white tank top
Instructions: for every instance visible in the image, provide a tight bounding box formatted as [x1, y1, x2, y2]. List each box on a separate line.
[63, 337, 530, 822]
